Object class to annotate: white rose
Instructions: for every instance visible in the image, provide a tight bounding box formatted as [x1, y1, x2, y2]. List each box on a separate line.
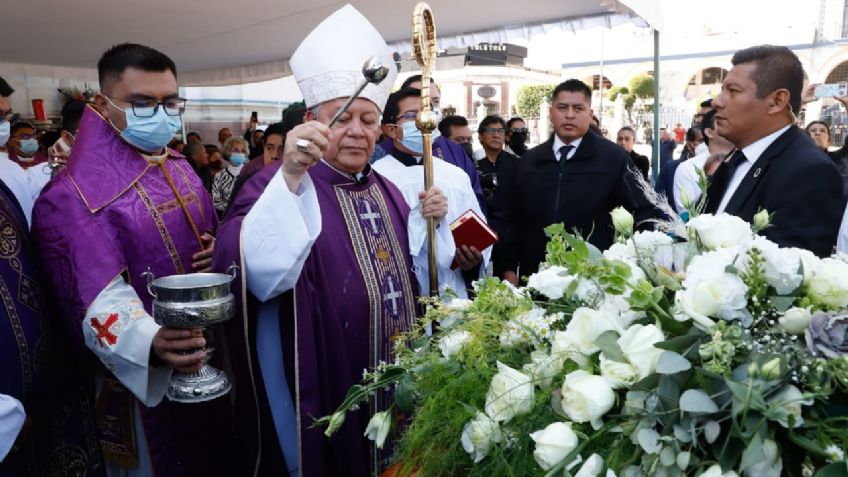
[599, 354, 639, 389]
[551, 331, 589, 367]
[807, 258, 848, 308]
[529, 422, 579, 471]
[744, 438, 783, 477]
[779, 307, 812, 335]
[527, 266, 575, 300]
[740, 236, 803, 295]
[769, 385, 813, 428]
[485, 362, 535, 423]
[632, 230, 674, 257]
[618, 324, 665, 379]
[599, 294, 645, 327]
[363, 410, 392, 449]
[461, 411, 503, 463]
[674, 289, 717, 330]
[611, 206, 635, 236]
[523, 350, 565, 389]
[575, 454, 605, 477]
[440, 298, 473, 328]
[792, 247, 821, 281]
[439, 330, 472, 359]
[687, 213, 752, 250]
[604, 242, 636, 262]
[560, 370, 615, 429]
[678, 249, 749, 324]
[699, 464, 740, 477]
[575, 278, 605, 304]
[554, 307, 625, 357]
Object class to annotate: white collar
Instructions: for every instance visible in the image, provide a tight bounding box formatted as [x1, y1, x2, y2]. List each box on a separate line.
[739, 124, 791, 165]
[552, 134, 583, 159]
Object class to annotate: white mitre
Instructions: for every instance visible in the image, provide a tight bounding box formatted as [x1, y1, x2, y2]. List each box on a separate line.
[290, 4, 398, 112]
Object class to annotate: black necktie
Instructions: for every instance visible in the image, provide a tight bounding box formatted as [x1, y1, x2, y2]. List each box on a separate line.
[558, 145, 574, 170]
[706, 149, 748, 212]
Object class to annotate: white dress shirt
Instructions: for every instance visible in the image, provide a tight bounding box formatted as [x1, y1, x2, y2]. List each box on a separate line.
[553, 135, 582, 162]
[673, 151, 710, 213]
[716, 124, 791, 213]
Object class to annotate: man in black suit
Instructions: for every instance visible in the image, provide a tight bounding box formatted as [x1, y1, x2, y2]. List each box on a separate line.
[705, 45, 843, 257]
[497, 79, 656, 284]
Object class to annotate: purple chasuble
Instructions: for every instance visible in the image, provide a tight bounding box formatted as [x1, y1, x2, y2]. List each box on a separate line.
[214, 160, 419, 477]
[0, 178, 104, 476]
[31, 106, 235, 476]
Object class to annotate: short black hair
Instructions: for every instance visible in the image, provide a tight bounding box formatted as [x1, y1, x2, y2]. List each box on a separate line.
[98, 43, 177, 91]
[437, 115, 468, 137]
[263, 122, 286, 140]
[617, 126, 635, 135]
[805, 120, 830, 136]
[382, 87, 421, 125]
[506, 117, 525, 130]
[685, 127, 701, 143]
[400, 74, 434, 90]
[731, 45, 804, 114]
[699, 98, 713, 109]
[10, 122, 33, 135]
[282, 102, 306, 136]
[478, 115, 506, 135]
[40, 130, 60, 149]
[186, 131, 202, 141]
[552, 79, 592, 102]
[699, 109, 717, 146]
[0, 77, 13, 98]
[61, 100, 87, 132]
[183, 141, 205, 160]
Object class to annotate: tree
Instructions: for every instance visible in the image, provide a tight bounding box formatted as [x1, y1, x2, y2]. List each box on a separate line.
[516, 84, 556, 117]
[628, 74, 655, 99]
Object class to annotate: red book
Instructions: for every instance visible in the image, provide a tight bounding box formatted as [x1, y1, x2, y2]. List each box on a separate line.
[449, 210, 499, 270]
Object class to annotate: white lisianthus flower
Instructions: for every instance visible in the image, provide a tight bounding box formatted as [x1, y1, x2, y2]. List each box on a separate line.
[744, 439, 783, 477]
[604, 242, 636, 262]
[500, 308, 563, 347]
[363, 410, 392, 449]
[611, 206, 635, 236]
[699, 464, 740, 477]
[575, 278, 605, 305]
[485, 362, 535, 423]
[554, 307, 625, 356]
[790, 247, 821, 281]
[523, 350, 565, 389]
[687, 213, 752, 250]
[631, 230, 674, 258]
[529, 422, 579, 471]
[618, 324, 665, 379]
[575, 454, 605, 477]
[461, 411, 503, 463]
[806, 258, 848, 308]
[440, 298, 473, 328]
[739, 236, 803, 295]
[527, 265, 575, 300]
[779, 307, 812, 335]
[599, 354, 639, 389]
[769, 385, 813, 428]
[560, 370, 615, 429]
[439, 330, 472, 359]
[677, 249, 749, 324]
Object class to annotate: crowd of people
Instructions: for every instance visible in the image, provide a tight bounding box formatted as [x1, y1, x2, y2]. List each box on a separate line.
[1, 4, 847, 477]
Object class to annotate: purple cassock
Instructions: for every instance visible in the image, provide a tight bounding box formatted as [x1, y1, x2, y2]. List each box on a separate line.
[377, 135, 487, 215]
[213, 160, 419, 476]
[0, 178, 104, 476]
[31, 106, 236, 476]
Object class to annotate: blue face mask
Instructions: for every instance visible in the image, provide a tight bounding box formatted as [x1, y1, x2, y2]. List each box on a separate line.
[109, 99, 181, 153]
[0, 121, 9, 147]
[229, 152, 247, 166]
[19, 138, 39, 156]
[400, 121, 424, 156]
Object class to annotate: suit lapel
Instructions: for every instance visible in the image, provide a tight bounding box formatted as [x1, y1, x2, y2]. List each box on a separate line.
[723, 126, 796, 215]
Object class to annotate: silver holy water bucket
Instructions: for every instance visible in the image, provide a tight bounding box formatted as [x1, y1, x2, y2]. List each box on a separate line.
[142, 264, 237, 403]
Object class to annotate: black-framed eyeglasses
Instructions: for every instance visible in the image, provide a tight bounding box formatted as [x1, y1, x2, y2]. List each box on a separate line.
[105, 95, 186, 118]
[392, 112, 418, 123]
[510, 128, 529, 134]
[482, 127, 505, 135]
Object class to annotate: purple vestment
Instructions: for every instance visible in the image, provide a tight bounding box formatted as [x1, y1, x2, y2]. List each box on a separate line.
[0, 178, 104, 476]
[213, 160, 419, 476]
[31, 106, 236, 476]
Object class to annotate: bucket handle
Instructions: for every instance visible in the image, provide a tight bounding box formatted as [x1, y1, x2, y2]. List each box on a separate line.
[141, 268, 157, 298]
[227, 262, 239, 280]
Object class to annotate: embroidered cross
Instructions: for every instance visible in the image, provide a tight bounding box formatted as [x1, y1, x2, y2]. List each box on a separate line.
[384, 279, 402, 315]
[375, 246, 390, 261]
[389, 326, 404, 343]
[359, 201, 381, 232]
[91, 313, 119, 348]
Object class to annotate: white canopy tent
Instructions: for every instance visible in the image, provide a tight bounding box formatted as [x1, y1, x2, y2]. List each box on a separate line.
[1, 0, 661, 87]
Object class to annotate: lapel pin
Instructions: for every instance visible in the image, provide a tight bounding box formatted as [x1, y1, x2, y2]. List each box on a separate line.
[753, 168, 762, 178]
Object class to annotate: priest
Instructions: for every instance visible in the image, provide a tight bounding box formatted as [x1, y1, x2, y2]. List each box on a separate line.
[212, 5, 448, 476]
[31, 44, 234, 476]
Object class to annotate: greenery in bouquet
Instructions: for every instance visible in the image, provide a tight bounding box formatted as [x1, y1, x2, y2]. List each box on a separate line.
[319, 203, 848, 477]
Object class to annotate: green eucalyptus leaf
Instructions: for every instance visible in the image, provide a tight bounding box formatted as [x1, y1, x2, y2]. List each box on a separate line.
[680, 389, 719, 414]
[814, 463, 848, 477]
[770, 295, 798, 313]
[656, 351, 692, 374]
[595, 330, 625, 362]
[739, 434, 765, 472]
[660, 446, 676, 466]
[704, 420, 721, 444]
[637, 428, 662, 454]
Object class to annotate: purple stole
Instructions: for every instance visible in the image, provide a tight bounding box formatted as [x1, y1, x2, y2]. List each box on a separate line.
[0, 178, 103, 476]
[31, 106, 235, 476]
[214, 160, 418, 477]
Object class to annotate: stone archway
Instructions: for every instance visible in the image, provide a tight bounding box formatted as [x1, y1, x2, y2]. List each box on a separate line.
[685, 67, 728, 100]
